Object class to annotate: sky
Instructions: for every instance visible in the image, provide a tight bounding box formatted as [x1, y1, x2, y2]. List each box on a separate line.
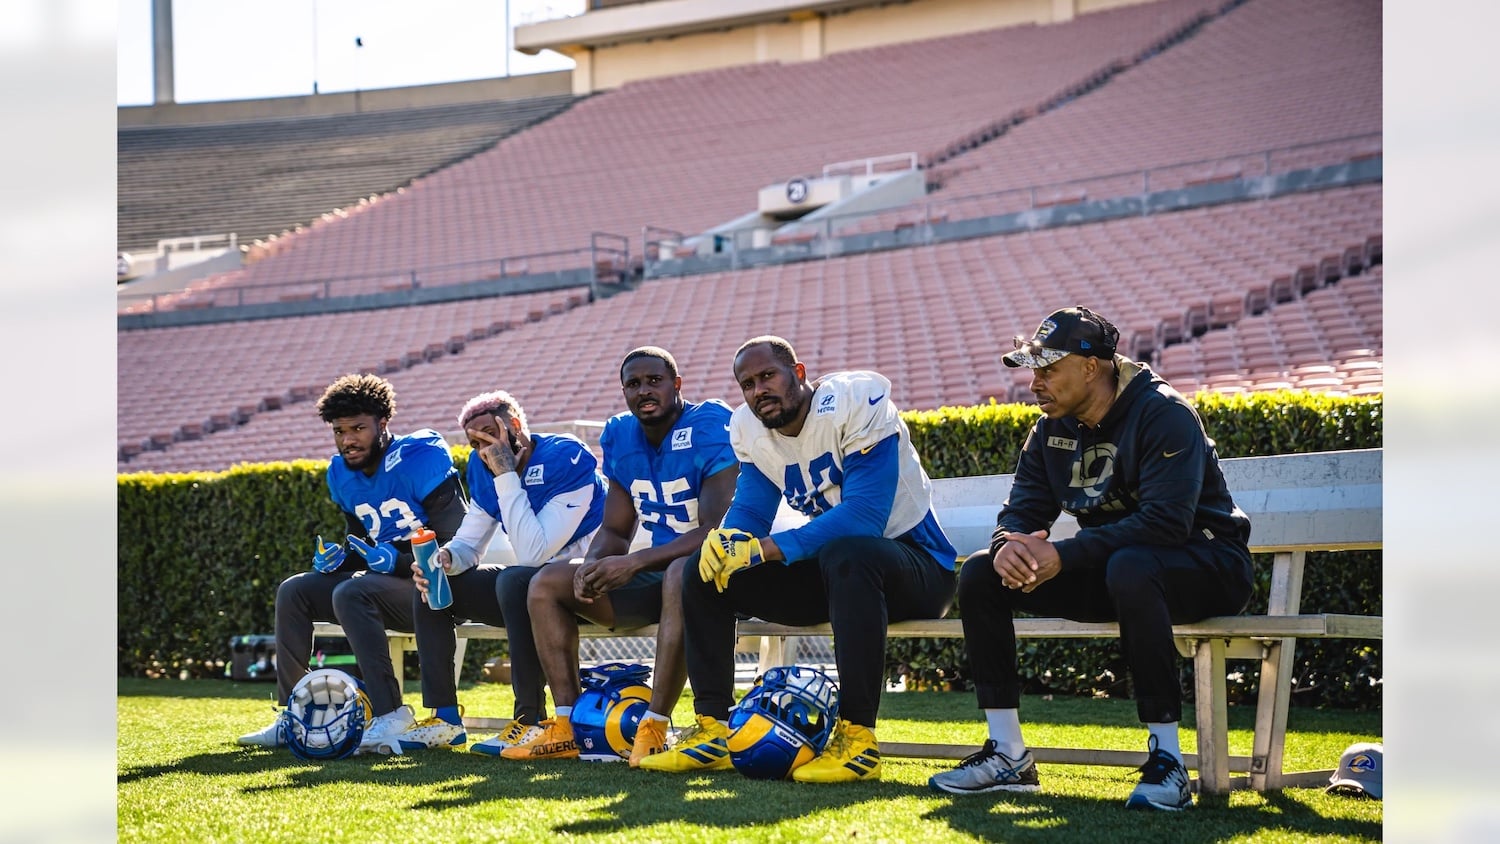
[117, 0, 584, 106]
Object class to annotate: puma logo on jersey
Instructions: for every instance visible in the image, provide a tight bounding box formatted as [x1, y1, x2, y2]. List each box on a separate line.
[525, 464, 545, 485]
[671, 428, 693, 451]
[1046, 436, 1077, 450]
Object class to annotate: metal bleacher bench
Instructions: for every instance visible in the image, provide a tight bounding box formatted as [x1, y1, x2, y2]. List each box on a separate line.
[314, 447, 1381, 795]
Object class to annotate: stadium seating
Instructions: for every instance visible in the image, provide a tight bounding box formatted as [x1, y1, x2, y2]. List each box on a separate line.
[117, 0, 1383, 474]
[117, 95, 577, 256]
[921, 0, 1380, 202]
[120, 183, 1380, 472]
[117, 288, 584, 466]
[159, 0, 1219, 302]
[1157, 265, 1383, 395]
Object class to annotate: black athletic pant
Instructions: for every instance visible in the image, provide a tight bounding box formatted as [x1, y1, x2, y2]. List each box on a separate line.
[959, 539, 1253, 723]
[412, 564, 549, 724]
[683, 535, 955, 729]
[275, 570, 415, 716]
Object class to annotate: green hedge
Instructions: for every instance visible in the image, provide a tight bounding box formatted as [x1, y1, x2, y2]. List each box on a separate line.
[891, 390, 1382, 710]
[119, 391, 1380, 709]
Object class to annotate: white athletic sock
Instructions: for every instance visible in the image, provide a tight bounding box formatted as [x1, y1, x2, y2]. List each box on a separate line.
[555, 705, 573, 719]
[984, 709, 1026, 759]
[1147, 722, 1183, 764]
[643, 710, 670, 724]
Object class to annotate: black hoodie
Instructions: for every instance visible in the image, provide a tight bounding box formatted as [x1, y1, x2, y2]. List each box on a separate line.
[997, 358, 1251, 572]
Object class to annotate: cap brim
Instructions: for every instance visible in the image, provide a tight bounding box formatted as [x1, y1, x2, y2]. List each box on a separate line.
[1326, 778, 1381, 799]
[1003, 348, 1070, 369]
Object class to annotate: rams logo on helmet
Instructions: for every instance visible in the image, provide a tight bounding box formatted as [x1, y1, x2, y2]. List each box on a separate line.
[727, 665, 839, 779]
[572, 662, 653, 762]
[283, 668, 371, 760]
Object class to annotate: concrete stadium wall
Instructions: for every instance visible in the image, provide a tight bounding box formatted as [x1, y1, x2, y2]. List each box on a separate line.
[558, 0, 1158, 94]
[117, 71, 575, 128]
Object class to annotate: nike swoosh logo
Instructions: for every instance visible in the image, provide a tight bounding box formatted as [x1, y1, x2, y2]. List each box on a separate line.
[868, 394, 885, 405]
[1163, 449, 1185, 458]
[860, 445, 875, 454]
[570, 452, 582, 464]
[565, 503, 580, 508]
[724, 425, 731, 431]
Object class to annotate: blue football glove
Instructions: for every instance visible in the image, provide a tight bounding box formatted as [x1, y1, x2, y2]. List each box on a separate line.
[312, 535, 346, 573]
[346, 535, 400, 574]
[698, 528, 764, 593]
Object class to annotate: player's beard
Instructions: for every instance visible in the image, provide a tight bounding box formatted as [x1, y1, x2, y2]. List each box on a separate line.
[344, 431, 390, 472]
[754, 393, 804, 430]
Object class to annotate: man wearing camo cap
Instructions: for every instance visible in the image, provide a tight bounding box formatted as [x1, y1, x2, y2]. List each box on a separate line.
[930, 306, 1254, 811]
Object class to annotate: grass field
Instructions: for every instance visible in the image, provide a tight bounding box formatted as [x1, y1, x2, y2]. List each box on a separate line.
[119, 678, 1382, 842]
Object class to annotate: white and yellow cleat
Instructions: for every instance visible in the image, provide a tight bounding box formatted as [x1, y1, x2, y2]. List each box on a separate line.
[469, 718, 543, 757]
[500, 716, 579, 761]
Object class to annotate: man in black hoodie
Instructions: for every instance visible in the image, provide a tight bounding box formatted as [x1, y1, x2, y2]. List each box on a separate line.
[928, 307, 1253, 811]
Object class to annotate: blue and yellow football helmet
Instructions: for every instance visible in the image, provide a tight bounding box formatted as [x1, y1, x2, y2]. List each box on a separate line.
[727, 665, 839, 779]
[283, 668, 372, 760]
[572, 662, 653, 762]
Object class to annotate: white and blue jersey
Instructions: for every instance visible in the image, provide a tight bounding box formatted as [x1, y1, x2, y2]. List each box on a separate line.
[445, 432, 607, 571]
[600, 399, 736, 547]
[326, 428, 458, 545]
[724, 371, 958, 570]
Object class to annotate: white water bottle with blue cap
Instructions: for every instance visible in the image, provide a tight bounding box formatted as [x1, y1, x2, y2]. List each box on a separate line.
[411, 528, 452, 610]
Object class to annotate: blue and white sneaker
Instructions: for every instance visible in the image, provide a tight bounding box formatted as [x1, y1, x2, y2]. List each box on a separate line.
[355, 704, 415, 754]
[380, 711, 467, 755]
[928, 739, 1040, 794]
[1126, 737, 1193, 811]
[236, 710, 288, 748]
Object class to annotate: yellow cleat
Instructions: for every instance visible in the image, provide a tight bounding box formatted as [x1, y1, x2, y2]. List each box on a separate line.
[500, 716, 579, 760]
[637, 714, 733, 772]
[792, 719, 881, 783]
[629, 717, 670, 768]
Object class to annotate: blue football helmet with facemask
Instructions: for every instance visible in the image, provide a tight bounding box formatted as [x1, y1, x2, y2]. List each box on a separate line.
[726, 665, 839, 779]
[572, 662, 653, 762]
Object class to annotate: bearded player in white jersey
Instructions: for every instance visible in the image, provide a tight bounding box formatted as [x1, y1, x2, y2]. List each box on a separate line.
[639, 335, 958, 782]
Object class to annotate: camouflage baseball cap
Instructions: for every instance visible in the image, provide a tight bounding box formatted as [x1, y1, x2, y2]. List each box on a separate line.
[1003, 306, 1120, 369]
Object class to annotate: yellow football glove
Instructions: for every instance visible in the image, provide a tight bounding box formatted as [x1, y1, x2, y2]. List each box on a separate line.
[698, 528, 764, 593]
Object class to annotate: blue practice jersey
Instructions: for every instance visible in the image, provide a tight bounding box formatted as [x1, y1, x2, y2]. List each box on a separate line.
[326, 428, 458, 543]
[600, 399, 736, 547]
[466, 432, 607, 551]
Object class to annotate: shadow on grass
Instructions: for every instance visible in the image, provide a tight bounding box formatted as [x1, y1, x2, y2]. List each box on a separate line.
[119, 745, 309, 784]
[922, 788, 1383, 843]
[120, 743, 1380, 841]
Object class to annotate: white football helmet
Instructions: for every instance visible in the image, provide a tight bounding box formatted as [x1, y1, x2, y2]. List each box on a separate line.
[283, 668, 372, 760]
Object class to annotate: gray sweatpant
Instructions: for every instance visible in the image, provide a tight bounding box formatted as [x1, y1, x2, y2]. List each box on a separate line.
[274, 570, 416, 716]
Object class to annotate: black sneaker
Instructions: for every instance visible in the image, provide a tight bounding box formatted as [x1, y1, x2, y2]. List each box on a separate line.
[1126, 736, 1193, 811]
